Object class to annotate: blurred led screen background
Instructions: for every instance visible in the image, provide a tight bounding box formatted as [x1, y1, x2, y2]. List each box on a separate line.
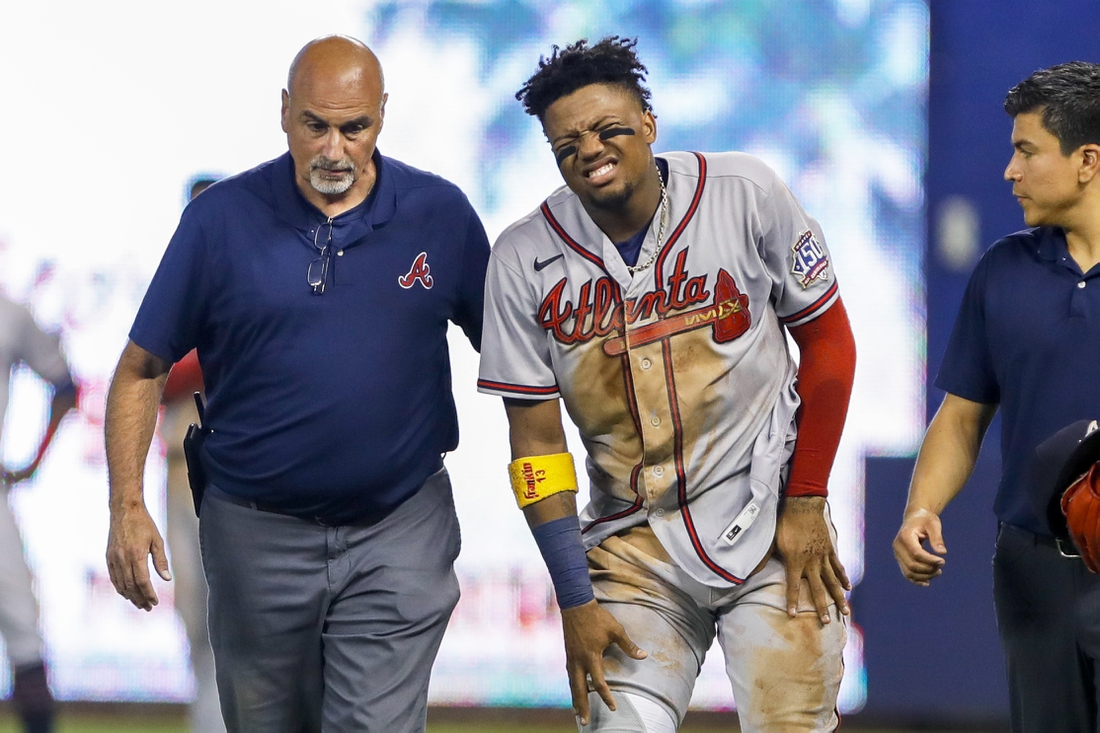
[0, 0, 927, 712]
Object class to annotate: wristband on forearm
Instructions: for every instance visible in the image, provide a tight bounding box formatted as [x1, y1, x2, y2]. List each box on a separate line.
[531, 516, 595, 610]
[508, 452, 578, 508]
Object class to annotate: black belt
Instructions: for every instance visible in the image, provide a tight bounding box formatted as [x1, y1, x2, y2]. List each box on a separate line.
[205, 484, 338, 526]
[204, 484, 394, 528]
[1002, 523, 1080, 558]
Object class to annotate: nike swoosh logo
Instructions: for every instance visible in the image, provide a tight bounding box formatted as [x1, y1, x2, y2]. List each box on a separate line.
[534, 254, 564, 272]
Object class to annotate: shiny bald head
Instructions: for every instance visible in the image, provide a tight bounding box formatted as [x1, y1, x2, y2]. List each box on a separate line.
[287, 35, 385, 97]
[281, 36, 388, 215]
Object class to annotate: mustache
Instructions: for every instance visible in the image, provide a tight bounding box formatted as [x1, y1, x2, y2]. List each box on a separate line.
[310, 158, 354, 172]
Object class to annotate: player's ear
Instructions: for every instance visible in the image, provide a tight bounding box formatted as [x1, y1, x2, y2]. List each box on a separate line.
[642, 109, 657, 145]
[281, 89, 291, 133]
[1078, 143, 1100, 184]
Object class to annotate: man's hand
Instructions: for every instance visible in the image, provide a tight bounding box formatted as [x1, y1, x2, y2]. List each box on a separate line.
[105, 502, 171, 611]
[561, 599, 646, 726]
[775, 496, 850, 623]
[893, 508, 947, 586]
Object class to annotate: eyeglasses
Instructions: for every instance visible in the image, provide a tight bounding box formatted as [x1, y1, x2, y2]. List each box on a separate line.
[308, 221, 333, 295]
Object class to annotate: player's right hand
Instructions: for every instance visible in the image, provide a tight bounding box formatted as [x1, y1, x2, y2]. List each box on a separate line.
[893, 508, 947, 586]
[560, 599, 647, 726]
[105, 502, 172, 611]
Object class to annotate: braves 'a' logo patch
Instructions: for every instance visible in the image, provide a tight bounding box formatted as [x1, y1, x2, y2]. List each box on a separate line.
[399, 252, 434, 289]
[791, 231, 829, 288]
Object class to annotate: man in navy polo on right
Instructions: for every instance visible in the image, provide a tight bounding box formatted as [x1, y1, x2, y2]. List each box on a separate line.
[103, 35, 490, 732]
[894, 62, 1100, 732]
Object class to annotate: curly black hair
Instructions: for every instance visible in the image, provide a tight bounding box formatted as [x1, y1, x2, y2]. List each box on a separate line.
[515, 36, 652, 121]
[1004, 61, 1100, 155]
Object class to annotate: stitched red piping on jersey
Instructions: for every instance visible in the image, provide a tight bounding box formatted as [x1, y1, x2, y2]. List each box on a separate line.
[580, 275, 645, 533]
[540, 201, 607, 272]
[661, 338, 745, 585]
[654, 152, 707, 292]
[779, 280, 839, 325]
[475, 379, 559, 397]
[581, 496, 643, 535]
[619, 350, 645, 498]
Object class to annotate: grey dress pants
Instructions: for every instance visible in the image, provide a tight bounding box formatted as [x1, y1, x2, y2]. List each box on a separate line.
[199, 467, 461, 733]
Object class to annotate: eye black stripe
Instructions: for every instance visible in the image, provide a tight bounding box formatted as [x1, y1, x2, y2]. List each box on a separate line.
[598, 126, 635, 141]
[554, 145, 578, 165]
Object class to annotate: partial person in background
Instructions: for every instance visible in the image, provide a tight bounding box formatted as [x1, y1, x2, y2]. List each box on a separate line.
[894, 62, 1100, 732]
[158, 175, 224, 733]
[104, 35, 490, 732]
[0, 295, 78, 733]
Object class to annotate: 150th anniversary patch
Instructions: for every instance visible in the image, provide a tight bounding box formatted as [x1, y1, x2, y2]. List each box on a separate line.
[791, 230, 829, 288]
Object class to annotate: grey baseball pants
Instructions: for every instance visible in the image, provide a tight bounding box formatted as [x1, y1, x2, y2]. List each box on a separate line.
[585, 524, 846, 732]
[199, 467, 461, 733]
[0, 491, 43, 668]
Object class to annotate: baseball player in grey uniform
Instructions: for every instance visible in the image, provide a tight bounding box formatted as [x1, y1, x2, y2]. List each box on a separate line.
[0, 293, 78, 733]
[478, 38, 857, 732]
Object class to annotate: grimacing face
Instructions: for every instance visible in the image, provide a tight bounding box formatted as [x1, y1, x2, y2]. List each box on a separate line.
[1004, 110, 1087, 227]
[281, 67, 387, 204]
[541, 83, 657, 212]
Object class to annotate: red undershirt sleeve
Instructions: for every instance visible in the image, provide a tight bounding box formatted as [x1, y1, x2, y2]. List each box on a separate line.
[162, 349, 205, 404]
[784, 297, 856, 497]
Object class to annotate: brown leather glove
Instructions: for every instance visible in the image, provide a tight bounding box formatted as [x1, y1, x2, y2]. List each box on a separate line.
[1061, 461, 1100, 573]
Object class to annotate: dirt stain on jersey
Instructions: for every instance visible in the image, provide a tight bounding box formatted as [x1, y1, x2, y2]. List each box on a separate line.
[663, 329, 728, 468]
[563, 330, 645, 500]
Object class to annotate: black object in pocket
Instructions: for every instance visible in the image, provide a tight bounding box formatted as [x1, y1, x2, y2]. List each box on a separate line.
[183, 392, 208, 516]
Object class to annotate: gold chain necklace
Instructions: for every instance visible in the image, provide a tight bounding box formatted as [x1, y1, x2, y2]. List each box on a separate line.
[626, 163, 668, 274]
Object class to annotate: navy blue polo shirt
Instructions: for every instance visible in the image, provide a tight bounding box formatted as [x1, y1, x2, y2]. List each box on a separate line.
[131, 150, 490, 522]
[938, 227, 1100, 535]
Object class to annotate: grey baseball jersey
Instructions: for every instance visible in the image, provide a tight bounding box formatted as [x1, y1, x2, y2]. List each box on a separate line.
[0, 296, 71, 442]
[0, 294, 72, 668]
[478, 151, 839, 588]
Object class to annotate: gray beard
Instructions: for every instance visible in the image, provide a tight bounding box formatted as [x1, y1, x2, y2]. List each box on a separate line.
[310, 168, 355, 195]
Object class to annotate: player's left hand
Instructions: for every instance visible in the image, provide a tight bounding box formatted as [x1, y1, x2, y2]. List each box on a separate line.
[560, 599, 647, 726]
[775, 496, 850, 624]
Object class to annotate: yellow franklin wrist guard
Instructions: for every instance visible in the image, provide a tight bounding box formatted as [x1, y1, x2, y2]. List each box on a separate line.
[509, 452, 578, 509]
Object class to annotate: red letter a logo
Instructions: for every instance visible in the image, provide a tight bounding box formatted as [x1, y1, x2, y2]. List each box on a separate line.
[398, 252, 434, 289]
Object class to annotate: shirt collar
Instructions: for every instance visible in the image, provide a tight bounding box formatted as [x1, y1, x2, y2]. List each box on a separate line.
[271, 148, 397, 236]
[1035, 226, 1069, 263]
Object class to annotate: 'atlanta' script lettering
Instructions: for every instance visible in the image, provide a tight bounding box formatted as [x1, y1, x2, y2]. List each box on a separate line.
[538, 249, 711, 345]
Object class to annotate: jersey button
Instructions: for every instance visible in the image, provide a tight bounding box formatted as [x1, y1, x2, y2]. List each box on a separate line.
[655, 508, 665, 517]
[640, 358, 652, 370]
[1078, 281, 1087, 289]
[650, 416, 661, 426]
[337, 249, 345, 257]
[653, 466, 664, 477]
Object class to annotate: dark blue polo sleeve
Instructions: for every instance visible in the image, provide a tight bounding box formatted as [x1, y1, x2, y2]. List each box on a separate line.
[452, 200, 491, 352]
[935, 252, 1000, 405]
[129, 204, 213, 363]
